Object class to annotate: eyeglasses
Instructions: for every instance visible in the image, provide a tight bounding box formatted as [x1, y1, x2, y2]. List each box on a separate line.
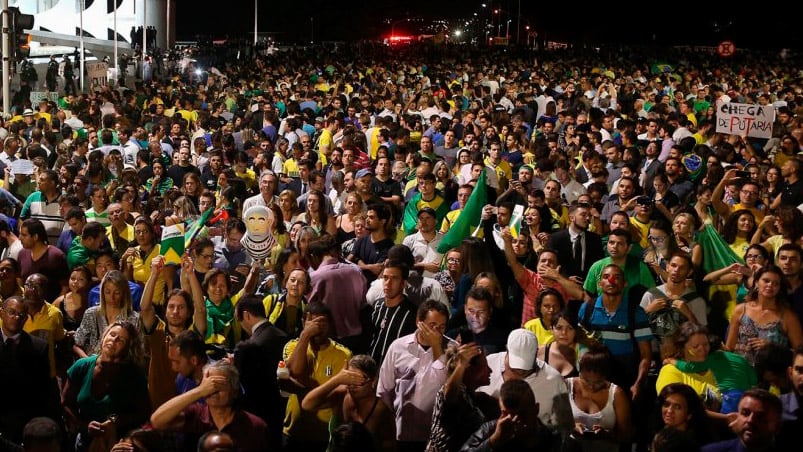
[745, 254, 764, 260]
[134, 229, 150, 235]
[1, 309, 25, 318]
[648, 236, 667, 242]
[740, 190, 759, 196]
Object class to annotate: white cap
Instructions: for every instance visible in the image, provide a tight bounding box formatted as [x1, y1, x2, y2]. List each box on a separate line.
[506, 329, 538, 371]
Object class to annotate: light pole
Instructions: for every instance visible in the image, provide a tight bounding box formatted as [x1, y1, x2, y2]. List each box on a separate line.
[253, 0, 258, 46]
[506, 20, 511, 39]
[79, 0, 85, 91]
[310, 17, 314, 44]
[2, 0, 9, 114]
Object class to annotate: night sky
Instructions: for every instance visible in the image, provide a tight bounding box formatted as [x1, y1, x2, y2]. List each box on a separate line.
[177, 1, 795, 49]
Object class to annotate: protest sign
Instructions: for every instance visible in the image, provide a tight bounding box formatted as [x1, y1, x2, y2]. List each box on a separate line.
[715, 101, 775, 139]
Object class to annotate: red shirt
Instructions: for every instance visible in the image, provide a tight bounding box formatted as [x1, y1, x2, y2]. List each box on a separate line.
[517, 268, 571, 326]
[182, 403, 269, 452]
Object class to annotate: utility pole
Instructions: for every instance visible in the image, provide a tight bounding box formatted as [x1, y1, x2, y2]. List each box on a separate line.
[1, 0, 8, 115]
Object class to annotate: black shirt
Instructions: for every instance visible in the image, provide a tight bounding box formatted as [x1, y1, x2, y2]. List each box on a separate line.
[351, 235, 394, 282]
[781, 179, 803, 207]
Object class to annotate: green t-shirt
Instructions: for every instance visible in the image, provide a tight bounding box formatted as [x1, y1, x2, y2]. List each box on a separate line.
[583, 255, 656, 297]
[674, 350, 757, 392]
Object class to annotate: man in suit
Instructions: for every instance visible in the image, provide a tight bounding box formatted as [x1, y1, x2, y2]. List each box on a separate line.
[0, 296, 61, 444]
[640, 140, 663, 191]
[548, 203, 603, 284]
[234, 295, 288, 446]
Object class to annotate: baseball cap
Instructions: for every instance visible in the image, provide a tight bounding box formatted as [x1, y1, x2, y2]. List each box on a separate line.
[23, 108, 34, 116]
[417, 207, 437, 218]
[506, 329, 538, 370]
[355, 168, 373, 179]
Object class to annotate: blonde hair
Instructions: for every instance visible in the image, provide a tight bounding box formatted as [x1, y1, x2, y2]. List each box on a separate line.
[99, 270, 134, 319]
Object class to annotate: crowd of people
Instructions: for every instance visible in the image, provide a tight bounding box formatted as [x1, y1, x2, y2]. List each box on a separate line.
[1, 41, 803, 452]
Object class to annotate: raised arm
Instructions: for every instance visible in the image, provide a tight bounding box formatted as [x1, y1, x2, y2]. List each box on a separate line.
[241, 260, 262, 296]
[287, 317, 320, 388]
[300, 364, 357, 413]
[150, 374, 226, 430]
[712, 169, 737, 220]
[501, 229, 526, 282]
[180, 255, 206, 337]
[703, 263, 744, 286]
[140, 256, 165, 331]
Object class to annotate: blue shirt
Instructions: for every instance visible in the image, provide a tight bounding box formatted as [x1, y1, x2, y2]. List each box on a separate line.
[176, 374, 200, 395]
[89, 281, 143, 311]
[578, 296, 652, 356]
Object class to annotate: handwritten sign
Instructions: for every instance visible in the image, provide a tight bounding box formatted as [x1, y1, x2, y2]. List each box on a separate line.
[86, 62, 108, 87]
[11, 159, 34, 175]
[29, 91, 59, 105]
[715, 101, 775, 139]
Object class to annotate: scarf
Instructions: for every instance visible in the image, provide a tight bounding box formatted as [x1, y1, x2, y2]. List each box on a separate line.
[205, 297, 234, 345]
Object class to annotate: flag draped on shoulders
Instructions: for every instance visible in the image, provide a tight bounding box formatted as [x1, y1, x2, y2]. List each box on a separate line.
[437, 170, 487, 253]
[402, 193, 450, 235]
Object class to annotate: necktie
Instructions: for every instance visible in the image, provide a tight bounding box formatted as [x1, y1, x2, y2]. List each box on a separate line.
[301, 182, 307, 195]
[574, 234, 584, 271]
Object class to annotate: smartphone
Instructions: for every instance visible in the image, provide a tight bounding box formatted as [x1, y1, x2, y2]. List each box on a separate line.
[461, 327, 475, 344]
[735, 170, 751, 178]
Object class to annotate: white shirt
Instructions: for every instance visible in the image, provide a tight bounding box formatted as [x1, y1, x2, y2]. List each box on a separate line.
[477, 352, 572, 431]
[402, 231, 444, 278]
[377, 333, 448, 442]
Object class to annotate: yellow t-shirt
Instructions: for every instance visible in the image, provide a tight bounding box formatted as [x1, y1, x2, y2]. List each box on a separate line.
[235, 168, 258, 192]
[24, 302, 65, 378]
[283, 158, 300, 179]
[106, 224, 135, 252]
[282, 339, 352, 441]
[133, 245, 165, 305]
[656, 363, 720, 402]
[318, 129, 333, 165]
[523, 318, 555, 346]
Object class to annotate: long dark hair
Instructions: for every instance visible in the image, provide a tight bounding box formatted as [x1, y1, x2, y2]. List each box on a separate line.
[722, 209, 756, 244]
[654, 383, 710, 446]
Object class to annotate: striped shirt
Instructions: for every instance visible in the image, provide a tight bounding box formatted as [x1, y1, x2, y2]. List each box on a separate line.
[578, 296, 652, 357]
[370, 296, 417, 365]
[20, 191, 64, 245]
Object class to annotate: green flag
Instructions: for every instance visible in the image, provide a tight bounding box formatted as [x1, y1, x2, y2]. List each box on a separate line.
[437, 170, 487, 253]
[697, 223, 743, 274]
[185, 207, 215, 251]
